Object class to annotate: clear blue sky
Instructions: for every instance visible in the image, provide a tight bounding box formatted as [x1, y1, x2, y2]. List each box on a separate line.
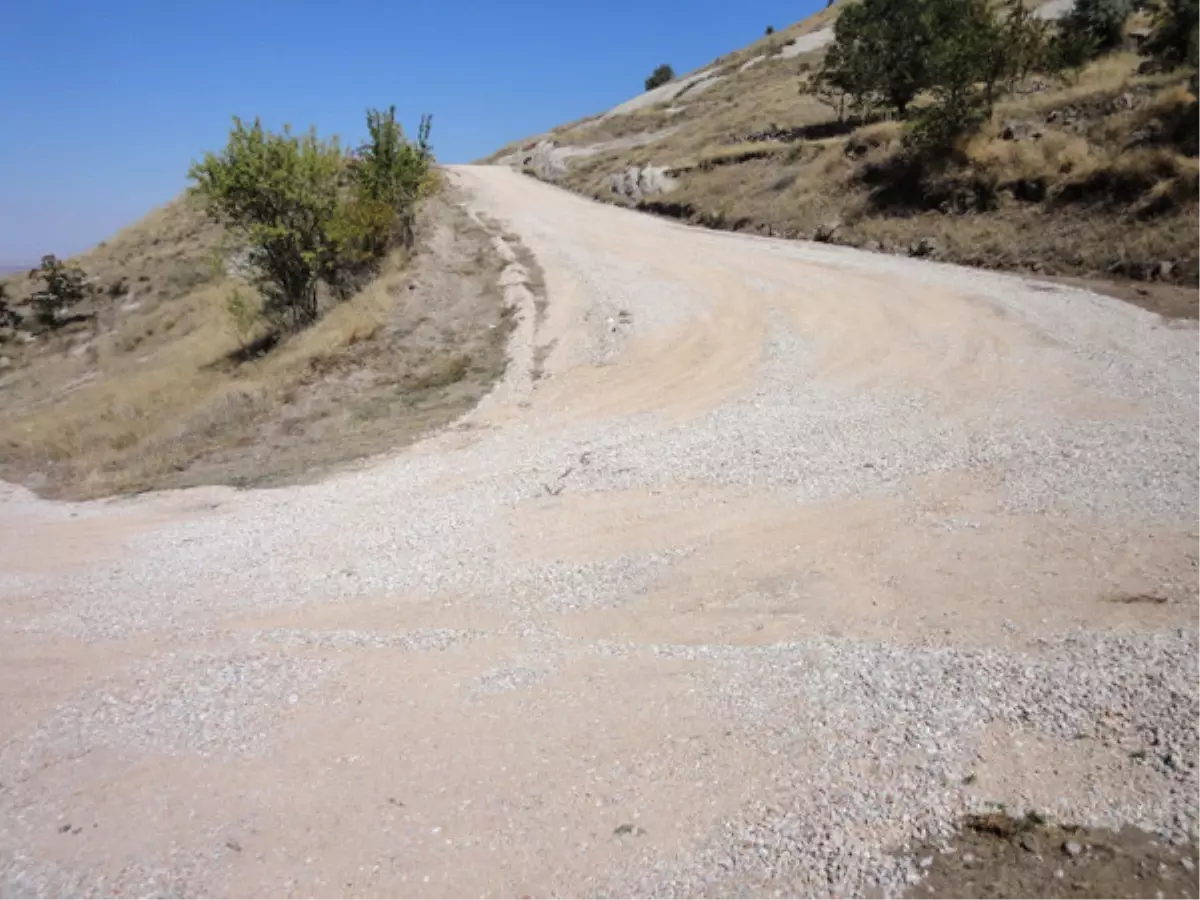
[0, 0, 822, 263]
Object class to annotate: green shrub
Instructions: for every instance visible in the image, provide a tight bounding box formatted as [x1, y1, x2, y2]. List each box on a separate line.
[353, 108, 434, 248]
[765, 25, 776, 35]
[31, 254, 88, 328]
[645, 64, 675, 91]
[816, 0, 1057, 142]
[814, 0, 932, 118]
[1061, 0, 1134, 57]
[189, 109, 434, 335]
[189, 119, 344, 332]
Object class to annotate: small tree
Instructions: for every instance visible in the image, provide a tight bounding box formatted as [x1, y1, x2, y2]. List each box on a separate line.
[189, 119, 345, 332]
[814, 0, 933, 118]
[1061, 0, 1134, 57]
[911, 0, 1001, 147]
[984, 0, 1053, 97]
[645, 64, 675, 91]
[31, 254, 87, 328]
[327, 108, 434, 298]
[765, 25, 776, 35]
[354, 109, 433, 243]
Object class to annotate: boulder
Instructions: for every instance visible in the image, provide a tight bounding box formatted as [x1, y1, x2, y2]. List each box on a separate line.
[813, 220, 841, 243]
[1001, 120, 1043, 141]
[519, 141, 570, 181]
[908, 236, 938, 258]
[607, 165, 678, 202]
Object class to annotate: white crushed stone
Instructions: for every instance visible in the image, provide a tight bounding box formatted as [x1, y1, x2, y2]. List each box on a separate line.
[0, 168, 1196, 897]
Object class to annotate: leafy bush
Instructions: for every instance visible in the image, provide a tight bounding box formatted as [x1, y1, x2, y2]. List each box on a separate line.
[814, 0, 932, 118]
[765, 25, 776, 35]
[189, 119, 344, 332]
[353, 108, 434, 250]
[189, 109, 434, 335]
[645, 64, 675, 91]
[31, 254, 88, 328]
[815, 0, 1055, 143]
[908, 0, 1005, 148]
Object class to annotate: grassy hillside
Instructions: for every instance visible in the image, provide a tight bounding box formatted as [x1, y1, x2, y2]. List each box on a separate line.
[484, 0, 1198, 309]
[0, 182, 520, 499]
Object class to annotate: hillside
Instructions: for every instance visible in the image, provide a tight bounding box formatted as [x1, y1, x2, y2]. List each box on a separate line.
[0, 182, 528, 499]
[484, 0, 1198, 314]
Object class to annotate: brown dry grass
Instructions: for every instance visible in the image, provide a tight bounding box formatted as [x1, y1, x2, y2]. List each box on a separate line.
[518, 12, 1197, 302]
[0, 182, 514, 499]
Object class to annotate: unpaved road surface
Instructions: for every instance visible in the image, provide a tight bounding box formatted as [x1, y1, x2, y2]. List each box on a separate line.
[1, 167, 1197, 898]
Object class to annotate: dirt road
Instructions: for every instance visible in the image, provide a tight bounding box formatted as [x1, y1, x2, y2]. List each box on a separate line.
[1, 167, 1196, 897]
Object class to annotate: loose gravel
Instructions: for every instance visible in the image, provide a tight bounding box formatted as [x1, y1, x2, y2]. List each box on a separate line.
[0, 167, 1196, 897]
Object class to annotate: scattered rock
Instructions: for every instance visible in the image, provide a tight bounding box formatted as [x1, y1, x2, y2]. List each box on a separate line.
[519, 141, 570, 181]
[1155, 261, 1175, 281]
[909, 237, 938, 258]
[1064, 840, 1083, 858]
[607, 165, 678, 202]
[813, 220, 841, 243]
[614, 823, 647, 838]
[862, 240, 883, 253]
[0, 355, 11, 370]
[1001, 120, 1044, 142]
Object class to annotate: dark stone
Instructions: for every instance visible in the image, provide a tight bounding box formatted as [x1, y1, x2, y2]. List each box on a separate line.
[909, 236, 938, 258]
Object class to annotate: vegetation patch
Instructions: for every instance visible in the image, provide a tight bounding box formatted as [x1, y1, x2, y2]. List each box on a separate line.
[0, 109, 517, 498]
[494, 0, 1199, 304]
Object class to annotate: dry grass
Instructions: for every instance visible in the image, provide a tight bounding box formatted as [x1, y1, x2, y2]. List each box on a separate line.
[0, 183, 514, 498]
[518, 0, 1197, 300]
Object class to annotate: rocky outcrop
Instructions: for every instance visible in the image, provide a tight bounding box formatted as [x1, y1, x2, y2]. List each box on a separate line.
[518, 141, 570, 181]
[607, 166, 678, 202]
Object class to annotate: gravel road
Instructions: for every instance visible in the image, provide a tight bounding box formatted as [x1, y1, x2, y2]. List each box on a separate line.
[1, 166, 1196, 898]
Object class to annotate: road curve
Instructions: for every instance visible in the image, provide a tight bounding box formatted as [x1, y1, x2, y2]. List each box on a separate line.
[1, 166, 1197, 897]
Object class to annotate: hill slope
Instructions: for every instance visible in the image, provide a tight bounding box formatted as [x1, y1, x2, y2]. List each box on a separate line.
[484, 0, 1198, 309]
[0, 183, 527, 499]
